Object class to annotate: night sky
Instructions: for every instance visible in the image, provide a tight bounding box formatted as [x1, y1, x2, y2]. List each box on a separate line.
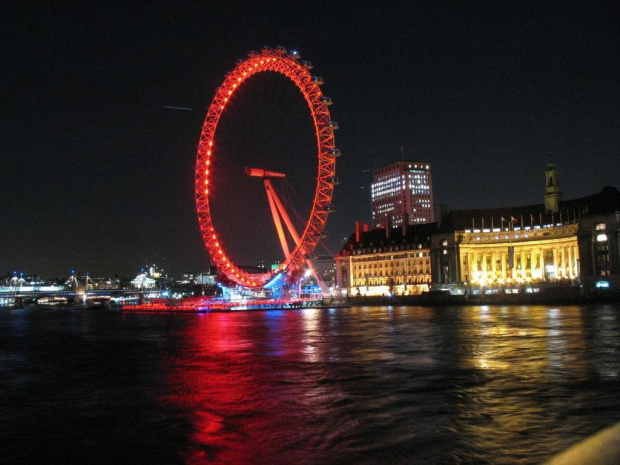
[2, 1, 618, 279]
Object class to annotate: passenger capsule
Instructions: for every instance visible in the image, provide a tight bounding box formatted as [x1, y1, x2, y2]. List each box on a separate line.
[321, 96, 333, 105]
[322, 204, 336, 213]
[312, 76, 324, 85]
[275, 46, 287, 54]
[247, 50, 258, 57]
[327, 176, 340, 185]
[327, 121, 339, 130]
[328, 148, 342, 157]
[302, 60, 313, 69]
[261, 45, 273, 52]
[288, 50, 300, 59]
[309, 231, 328, 238]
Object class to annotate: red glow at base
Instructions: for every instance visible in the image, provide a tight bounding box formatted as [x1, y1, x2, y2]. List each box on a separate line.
[122, 296, 322, 313]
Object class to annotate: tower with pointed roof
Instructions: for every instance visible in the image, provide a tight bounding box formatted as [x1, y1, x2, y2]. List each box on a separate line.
[544, 158, 562, 214]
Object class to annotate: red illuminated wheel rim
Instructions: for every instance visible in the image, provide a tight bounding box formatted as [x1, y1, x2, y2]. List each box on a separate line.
[195, 47, 338, 288]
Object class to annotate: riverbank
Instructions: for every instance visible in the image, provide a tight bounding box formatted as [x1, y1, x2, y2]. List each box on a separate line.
[342, 286, 620, 307]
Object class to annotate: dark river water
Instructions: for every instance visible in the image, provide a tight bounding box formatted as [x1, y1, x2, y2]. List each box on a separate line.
[1, 304, 619, 464]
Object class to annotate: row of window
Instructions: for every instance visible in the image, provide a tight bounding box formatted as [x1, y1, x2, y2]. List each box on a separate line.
[353, 276, 432, 285]
[374, 163, 430, 174]
[352, 246, 429, 255]
[353, 259, 430, 269]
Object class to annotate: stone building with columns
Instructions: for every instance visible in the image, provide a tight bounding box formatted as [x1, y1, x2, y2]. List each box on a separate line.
[430, 215, 581, 295]
[336, 160, 620, 298]
[430, 161, 620, 295]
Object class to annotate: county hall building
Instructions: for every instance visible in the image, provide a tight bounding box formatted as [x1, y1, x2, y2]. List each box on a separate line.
[336, 160, 620, 297]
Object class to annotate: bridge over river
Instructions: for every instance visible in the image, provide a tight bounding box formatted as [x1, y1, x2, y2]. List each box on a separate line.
[0, 285, 165, 308]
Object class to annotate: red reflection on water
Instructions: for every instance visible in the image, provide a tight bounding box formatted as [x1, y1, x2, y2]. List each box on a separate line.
[160, 311, 315, 464]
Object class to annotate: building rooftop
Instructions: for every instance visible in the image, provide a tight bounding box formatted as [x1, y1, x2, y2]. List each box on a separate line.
[340, 222, 439, 255]
[439, 186, 620, 232]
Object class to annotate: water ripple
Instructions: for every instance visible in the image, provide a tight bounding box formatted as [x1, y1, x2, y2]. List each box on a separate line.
[1, 304, 619, 464]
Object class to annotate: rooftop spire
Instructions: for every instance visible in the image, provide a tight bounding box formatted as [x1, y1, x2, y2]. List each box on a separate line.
[544, 156, 562, 214]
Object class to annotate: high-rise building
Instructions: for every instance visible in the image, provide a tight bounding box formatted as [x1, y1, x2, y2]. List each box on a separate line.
[371, 160, 434, 228]
[311, 254, 336, 286]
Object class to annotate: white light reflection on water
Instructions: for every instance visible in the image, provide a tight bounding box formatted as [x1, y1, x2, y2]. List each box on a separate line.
[301, 307, 321, 362]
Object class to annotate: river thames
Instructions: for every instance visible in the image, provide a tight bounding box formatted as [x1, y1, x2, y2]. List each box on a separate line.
[2, 304, 619, 464]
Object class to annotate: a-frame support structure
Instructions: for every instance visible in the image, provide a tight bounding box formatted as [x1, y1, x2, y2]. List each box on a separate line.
[246, 167, 329, 294]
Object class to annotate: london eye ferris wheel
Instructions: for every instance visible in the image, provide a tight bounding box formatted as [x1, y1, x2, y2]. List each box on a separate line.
[195, 46, 340, 289]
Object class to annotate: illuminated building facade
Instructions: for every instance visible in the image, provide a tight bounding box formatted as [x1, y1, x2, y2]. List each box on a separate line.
[431, 222, 580, 295]
[577, 202, 620, 290]
[431, 186, 620, 295]
[131, 273, 156, 289]
[371, 160, 434, 229]
[337, 158, 620, 298]
[336, 222, 438, 296]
